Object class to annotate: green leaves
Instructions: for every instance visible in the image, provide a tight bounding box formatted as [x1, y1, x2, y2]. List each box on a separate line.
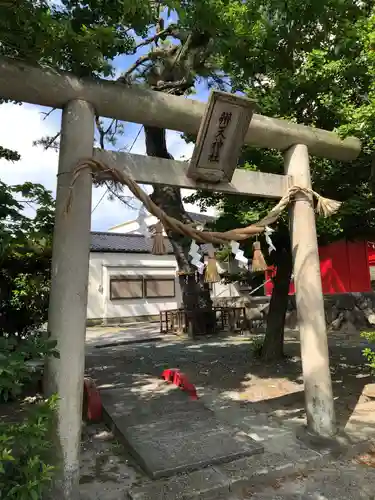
[0, 146, 20, 162]
[0, 181, 54, 339]
[361, 331, 375, 375]
[0, 335, 58, 402]
[0, 396, 58, 500]
[0, 0, 154, 76]
[192, 2, 375, 250]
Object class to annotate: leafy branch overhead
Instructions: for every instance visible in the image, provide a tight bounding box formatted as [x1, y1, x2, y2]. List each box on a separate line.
[0, 2, 373, 250]
[185, 3, 375, 247]
[0, 173, 55, 337]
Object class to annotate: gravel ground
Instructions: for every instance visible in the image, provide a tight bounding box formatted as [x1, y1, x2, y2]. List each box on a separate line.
[245, 457, 375, 499]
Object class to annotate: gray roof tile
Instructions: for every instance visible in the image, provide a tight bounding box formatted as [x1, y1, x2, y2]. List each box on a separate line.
[91, 212, 215, 254]
[90, 232, 174, 254]
[184, 212, 215, 225]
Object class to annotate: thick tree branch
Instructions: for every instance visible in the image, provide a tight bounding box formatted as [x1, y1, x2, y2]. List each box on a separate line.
[170, 29, 190, 43]
[153, 77, 191, 92]
[119, 46, 179, 82]
[119, 55, 150, 81]
[133, 23, 177, 51]
[95, 117, 119, 149]
[132, 23, 190, 52]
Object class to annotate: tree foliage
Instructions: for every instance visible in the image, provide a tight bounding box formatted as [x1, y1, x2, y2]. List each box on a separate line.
[188, 2, 375, 242]
[0, 394, 58, 500]
[186, 1, 375, 356]
[0, 0, 274, 336]
[0, 0, 152, 75]
[0, 141, 57, 497]
[0, 133, 55, 337]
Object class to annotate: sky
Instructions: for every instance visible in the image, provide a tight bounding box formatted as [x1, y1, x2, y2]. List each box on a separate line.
[0, 13, 217, 232]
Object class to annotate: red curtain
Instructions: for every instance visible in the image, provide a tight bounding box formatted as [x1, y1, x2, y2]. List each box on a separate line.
[368, 243, 375, 266]
[265, 240, 371, 296]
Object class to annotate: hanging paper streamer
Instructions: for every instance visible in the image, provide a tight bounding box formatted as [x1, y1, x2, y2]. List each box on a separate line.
[230, 241, 248, 269]
[137, 206, 150, 239]
[189, 240, 205, 274]
[264, 226, 276, 254]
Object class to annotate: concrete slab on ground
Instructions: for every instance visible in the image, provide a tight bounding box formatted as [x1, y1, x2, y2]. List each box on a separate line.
[344, 400, 375, 442]
[127, 436, 328, 500]
[100, 382, 263, 480]
[127, 433, 375, 500]
[85, 323, 164, 348]
[127, 467, 231, 500]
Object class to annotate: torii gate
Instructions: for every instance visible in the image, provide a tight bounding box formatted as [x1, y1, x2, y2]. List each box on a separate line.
[0, 58, 361, 499]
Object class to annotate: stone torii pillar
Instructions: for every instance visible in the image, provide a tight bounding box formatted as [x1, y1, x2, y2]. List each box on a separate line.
[284, 144, 335, 437]
[45, 99, 94, 499]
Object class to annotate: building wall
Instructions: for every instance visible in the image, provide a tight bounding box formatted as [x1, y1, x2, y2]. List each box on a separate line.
[210, 279, 240, 299]
[108, 215, 159, 234]
[87, 251, 239, 323]
[87, 252, 181, 323]
[209, 259, 241, 299]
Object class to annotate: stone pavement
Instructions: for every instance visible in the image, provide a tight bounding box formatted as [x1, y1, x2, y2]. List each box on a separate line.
[85, 322, 165, 348]
[245, 459, 375, 499]
[83, 330, 375, 499]
[126, 394, 374, 499]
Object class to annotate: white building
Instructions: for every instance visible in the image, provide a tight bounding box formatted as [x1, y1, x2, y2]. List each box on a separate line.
[107, 211, 214, 235]
[87, 213, 241, 325]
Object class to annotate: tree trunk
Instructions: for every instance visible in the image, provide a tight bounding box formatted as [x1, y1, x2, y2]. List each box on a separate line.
[261, 241, 292, 361]
[145, 125, 215, 337]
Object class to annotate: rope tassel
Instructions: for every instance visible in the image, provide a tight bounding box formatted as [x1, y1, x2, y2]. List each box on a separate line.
[251, 241, 268, 272]
[152, 221, 166, 255]
[204, 246, 220, 283]
[315, 195, 342, 218]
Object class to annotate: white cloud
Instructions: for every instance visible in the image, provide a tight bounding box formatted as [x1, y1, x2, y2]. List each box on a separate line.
[0, 103, 217, 231]
[0, 103, 60, 190]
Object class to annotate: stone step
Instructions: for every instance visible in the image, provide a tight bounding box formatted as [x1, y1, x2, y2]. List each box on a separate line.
[101, 385, 263, 479]
[126, 467, 233, 500]
[126, 444, 328, 500]
[126, 417, 373, 499]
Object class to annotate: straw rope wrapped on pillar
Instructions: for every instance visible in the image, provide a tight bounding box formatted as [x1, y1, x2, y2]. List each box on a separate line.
[66, 159, 342, 253]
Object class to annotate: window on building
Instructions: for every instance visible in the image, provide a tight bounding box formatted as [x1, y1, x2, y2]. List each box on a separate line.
[110, 277, 144, 300]
[144, 277, 175, 298]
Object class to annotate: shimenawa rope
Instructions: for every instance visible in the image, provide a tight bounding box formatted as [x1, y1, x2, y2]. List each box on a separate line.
[66, 159, 342, 244]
